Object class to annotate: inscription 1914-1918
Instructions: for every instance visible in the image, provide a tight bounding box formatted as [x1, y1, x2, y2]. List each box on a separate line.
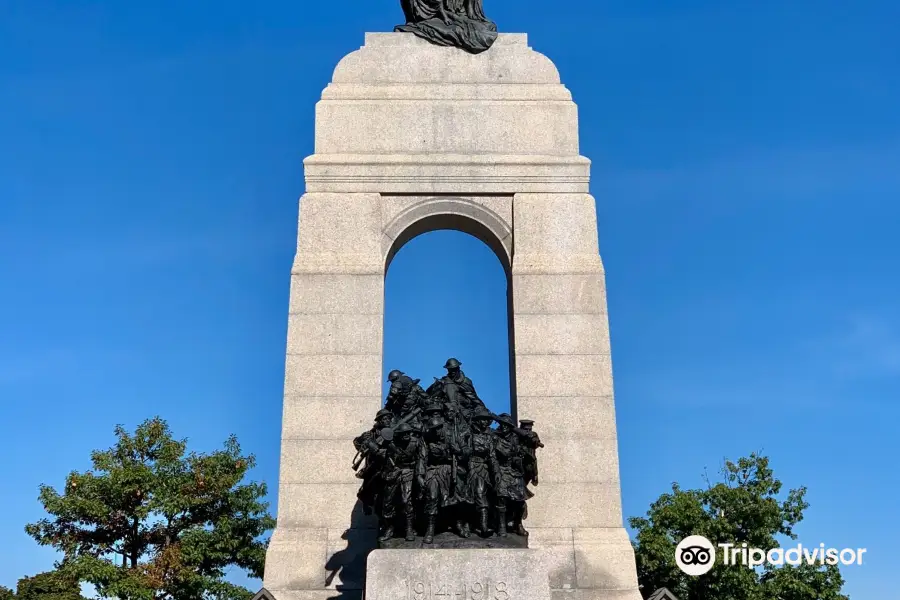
[403, 579, 509, 600]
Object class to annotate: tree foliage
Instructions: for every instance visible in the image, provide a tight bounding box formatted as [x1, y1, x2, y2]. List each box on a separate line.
[629, 453, 848, 600]
[26, 417, 276, 600]
[0, 570, 87, 600]
[14, 571, 87, 600]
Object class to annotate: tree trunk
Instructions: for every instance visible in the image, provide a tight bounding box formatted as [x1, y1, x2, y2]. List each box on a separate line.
[131, 518, 140, 568]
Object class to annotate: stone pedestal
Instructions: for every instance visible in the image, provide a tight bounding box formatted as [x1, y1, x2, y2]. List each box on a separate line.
[262, 32, 641, 600]
[366, 550, 551, 600]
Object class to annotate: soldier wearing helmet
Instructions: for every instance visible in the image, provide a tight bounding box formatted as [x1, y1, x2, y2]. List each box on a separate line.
[379, 422, 421, 542]
[467, 406, 499, 537]
[441, 358, 466, 381]
[353, 409, 394, 457]
[352, 409, 395, 524]
[416, 410, 457, 543]
[492, 412, 528, 537]
[439, 358, 485, 420]
[514, 418, 543, 536]
[385, 369, 426, 421]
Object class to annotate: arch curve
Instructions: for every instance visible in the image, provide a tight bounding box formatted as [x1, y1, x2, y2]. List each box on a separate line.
[383, 196, 512, 275]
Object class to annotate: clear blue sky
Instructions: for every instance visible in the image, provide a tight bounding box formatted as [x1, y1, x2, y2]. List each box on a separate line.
[1, 1, 897, 597]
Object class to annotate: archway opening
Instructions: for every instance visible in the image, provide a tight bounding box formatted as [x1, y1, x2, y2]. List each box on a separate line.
[383, 225, 513, 417]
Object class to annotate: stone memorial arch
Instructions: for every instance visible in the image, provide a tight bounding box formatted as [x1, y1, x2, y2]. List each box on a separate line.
[263, 33, 641, 600]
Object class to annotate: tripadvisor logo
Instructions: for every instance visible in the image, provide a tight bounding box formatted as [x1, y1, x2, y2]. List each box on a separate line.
[675, 535, 867, 576]
[675, 535, 716, 576]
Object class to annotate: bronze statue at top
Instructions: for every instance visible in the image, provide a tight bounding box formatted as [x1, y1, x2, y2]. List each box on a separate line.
[395, 0, 498, 54]
[352, 358, 543, 547]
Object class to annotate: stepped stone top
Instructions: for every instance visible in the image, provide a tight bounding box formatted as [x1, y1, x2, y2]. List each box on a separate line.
[309, 31, 584, 192]
[329, 33, 563, 88]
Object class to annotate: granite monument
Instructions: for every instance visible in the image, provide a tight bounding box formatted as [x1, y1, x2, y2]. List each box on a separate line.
[261, 3, 642, 599]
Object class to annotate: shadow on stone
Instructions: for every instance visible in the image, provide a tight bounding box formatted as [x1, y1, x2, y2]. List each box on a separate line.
[324, 501, 378, 600]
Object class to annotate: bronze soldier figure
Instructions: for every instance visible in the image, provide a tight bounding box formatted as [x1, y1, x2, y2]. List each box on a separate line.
[515, 418, 543, 536]
[385, 369, 426, 424]
[519, 419, 543, 487]
[422, 370, 475, 538]
[380, 422, 421, 542]
[448, 406, 473, 538]
[417, 406, 458, 543]
[439, 358, 486, 422]
[352, 409, 395, 519]
[468, 407, 499, 537]
[492, 413, 528, 537]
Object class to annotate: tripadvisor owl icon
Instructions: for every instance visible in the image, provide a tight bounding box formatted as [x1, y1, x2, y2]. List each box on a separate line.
[676, 535, 716, 576]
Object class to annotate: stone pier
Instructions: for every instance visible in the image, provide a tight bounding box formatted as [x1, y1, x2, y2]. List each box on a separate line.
[262, 32, 642, 600]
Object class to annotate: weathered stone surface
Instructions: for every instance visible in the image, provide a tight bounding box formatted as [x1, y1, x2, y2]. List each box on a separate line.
[283, 355, 382, 397]
[279, 439, 361, 484]
[325, 528, 378, 590]
[528, 529, 643, 600]
[530, 438, 621, 485]
[263, 528, 328, 590]
[573, 529, 641, 591]
[381, 195, 512, 235]
[304, 154, 590, 195]
[526, 528, 577, 590]
[513, 313, 611, 356]
[512, 396, 617, 440]
[266, 592, 361, 600]
[511, 253, 605, 275]
[512, 194, 601, 256]
[315, 103, 578, 156]
[379, 532, 527, 550]
[297, 193, 384, 256]
[332, 34, 560, 84]
[318, 35, 576, 158]
[514, 354, 615, 398]
[511, 273, 608, 315]
[552, 591, 641, 600]
[288, 274, 384, 314]
[381, 195, 513, 267]
[275, 483, 376, 529]
[282, 396, 381, 440]
[523, 483, 624, 528]
[306, 34, 588, 195]
[365, 550, 551, 600]
[286, 313, 383, 355]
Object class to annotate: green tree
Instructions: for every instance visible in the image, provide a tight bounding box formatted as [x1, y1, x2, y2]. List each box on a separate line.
[629, 453, 848, 600]
[0, 586, 16, 600]
[15, 571, 87, 600]
[26, 417, 276, 600]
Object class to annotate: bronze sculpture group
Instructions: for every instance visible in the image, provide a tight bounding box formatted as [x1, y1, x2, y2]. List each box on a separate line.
[353, 359, 543, 544]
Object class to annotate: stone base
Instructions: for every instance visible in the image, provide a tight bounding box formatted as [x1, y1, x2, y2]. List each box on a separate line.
[528, 527, 643, 600]
[365, 549, 551, 600]
[379, 531, 528, 550]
